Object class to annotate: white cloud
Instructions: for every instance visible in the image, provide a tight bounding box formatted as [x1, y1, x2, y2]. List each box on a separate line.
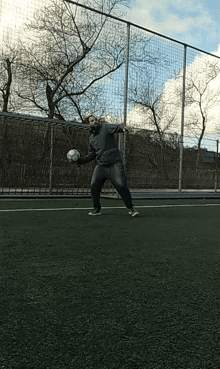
[126, 45, 220, 139]
[0, 0, 50, 47]
[126, 0, 216, 46]
[212, 44, 220, 57]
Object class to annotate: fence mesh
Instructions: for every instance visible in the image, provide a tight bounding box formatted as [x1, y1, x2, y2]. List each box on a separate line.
[0, 113, 118, 195]
[0, 0, 220, 196]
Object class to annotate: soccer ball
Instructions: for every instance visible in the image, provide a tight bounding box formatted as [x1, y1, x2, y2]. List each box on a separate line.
[67, 149, 80, 162]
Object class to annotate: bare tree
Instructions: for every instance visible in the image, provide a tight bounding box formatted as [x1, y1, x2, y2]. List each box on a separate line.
[184, 60, 220, 148]
[128, 76, 178, 145]
[183, 60, 220, 170]
[0, 45, 18, 112]
[15, 0, 130, 120]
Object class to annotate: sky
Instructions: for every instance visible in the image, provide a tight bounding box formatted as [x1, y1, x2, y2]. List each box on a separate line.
[122, 0, 220, 147]
[0, 0, 219, 55]
[0, 0, 43, 46]
[0, 0, 220, 144]
[125, 0, 220, 55]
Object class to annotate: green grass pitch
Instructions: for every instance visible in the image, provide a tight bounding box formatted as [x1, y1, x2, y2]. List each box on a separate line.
[1, 198, 220, 368]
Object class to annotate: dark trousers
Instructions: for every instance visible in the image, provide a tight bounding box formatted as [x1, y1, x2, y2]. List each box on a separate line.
[90, 161, 133, 210]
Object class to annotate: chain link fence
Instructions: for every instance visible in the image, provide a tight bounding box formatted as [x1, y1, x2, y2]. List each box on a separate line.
[0, 0, 220, 196]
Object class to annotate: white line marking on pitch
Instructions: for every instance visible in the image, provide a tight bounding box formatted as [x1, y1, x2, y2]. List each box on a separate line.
[1, 203, 220, 212]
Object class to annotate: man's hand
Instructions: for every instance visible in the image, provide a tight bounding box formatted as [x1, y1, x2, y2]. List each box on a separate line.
[123, 126, 129, 132]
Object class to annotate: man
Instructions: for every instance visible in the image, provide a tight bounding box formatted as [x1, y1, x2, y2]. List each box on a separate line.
[76, 114, 139, 217]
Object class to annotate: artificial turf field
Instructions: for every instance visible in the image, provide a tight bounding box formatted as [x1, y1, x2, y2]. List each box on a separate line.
[1, 198, 220, 369]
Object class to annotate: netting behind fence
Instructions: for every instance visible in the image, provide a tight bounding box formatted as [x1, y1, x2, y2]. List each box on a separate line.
[127, 26, 184, 135]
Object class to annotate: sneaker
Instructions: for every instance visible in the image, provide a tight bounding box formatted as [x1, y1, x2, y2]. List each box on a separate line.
[128, 207, 139, 217]
[88, 209, 101, 216]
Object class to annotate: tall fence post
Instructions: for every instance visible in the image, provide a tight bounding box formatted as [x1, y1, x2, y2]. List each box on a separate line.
[215, 139, 219, 192]
[178, 44, 187, 192]
[119, 22, 130, 165]
[49, 125, 54, 194]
